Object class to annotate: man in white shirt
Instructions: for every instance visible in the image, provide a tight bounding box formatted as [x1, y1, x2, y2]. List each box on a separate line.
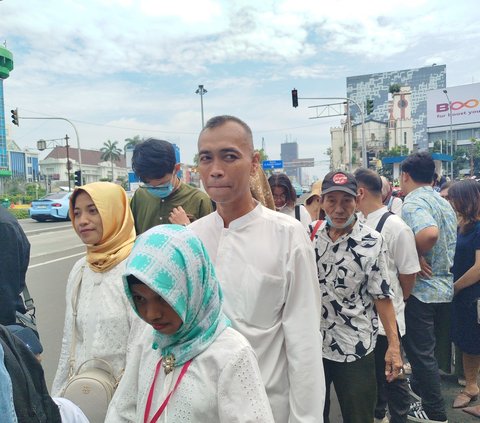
[189, 115, 325, 423]
[355, 168, 421, 423]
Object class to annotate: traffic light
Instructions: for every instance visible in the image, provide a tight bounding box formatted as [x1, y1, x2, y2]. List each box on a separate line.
[74, 170, 82, 186]
[366, 99, 374, 115]
[367, 151, 376, 167]
[11, 108, 19, 126]
[292, 89, 298, 108]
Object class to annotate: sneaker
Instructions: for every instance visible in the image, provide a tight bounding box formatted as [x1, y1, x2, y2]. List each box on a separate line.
[374, 417, 389, 423]
[406, 377, 422, 401]
[407, 402, 448, 422]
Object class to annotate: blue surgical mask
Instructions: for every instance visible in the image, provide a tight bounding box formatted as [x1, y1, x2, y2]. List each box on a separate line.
[143, 178, 174, 199]
[325, 213, 356, 229]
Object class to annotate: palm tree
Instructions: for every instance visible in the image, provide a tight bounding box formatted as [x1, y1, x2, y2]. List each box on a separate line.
[124, 135, 144, 154]
[100, 140, 122, 181]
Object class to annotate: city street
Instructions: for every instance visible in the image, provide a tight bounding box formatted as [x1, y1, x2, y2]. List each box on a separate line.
[20, 219, 477, 422]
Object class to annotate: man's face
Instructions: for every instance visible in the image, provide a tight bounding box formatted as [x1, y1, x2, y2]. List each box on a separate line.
[322, 191, 357, 226]
[197, 121, 258, 206]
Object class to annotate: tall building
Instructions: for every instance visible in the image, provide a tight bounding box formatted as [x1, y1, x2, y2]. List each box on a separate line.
[347, 65, 446, 151]
[281, 141, 301, 182]
[0, 45, 14, 177]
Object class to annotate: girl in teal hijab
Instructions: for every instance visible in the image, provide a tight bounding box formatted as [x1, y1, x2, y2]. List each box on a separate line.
[105, 225, 274, 423]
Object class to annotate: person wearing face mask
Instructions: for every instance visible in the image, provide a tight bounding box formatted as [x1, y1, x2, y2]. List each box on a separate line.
[310, 171, 403, 423]
[268, 173, 312, 231]
[130, 138, 213, 234]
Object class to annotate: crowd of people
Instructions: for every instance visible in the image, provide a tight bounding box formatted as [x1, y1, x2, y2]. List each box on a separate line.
[0, 115, 479, 423]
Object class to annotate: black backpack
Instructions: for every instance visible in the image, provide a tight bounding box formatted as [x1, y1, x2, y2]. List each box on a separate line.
[0, 325, 61, 423]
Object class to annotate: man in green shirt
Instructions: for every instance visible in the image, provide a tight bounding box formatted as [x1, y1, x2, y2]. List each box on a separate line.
[130, 138, 213, 234]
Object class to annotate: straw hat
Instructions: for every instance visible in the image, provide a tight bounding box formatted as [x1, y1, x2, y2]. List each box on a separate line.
[304, 180, 323, 203]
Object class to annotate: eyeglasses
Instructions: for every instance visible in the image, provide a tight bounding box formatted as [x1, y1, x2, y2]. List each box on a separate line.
[273, 193, 287, 201]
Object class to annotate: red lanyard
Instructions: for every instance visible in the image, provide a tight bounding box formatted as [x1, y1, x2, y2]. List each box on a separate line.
[144, 358, 193, 423]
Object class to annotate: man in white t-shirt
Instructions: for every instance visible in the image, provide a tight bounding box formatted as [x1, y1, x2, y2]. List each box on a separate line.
[189, 115, 325, 423]
[355, 168, 421, 423]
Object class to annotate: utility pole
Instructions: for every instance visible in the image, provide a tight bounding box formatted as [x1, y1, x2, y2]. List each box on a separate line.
[195, 85, 207, 128]
[65, 134, 71, 191]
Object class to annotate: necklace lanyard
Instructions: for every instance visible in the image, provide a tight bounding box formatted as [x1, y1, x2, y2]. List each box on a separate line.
[144, 358, 192, 423]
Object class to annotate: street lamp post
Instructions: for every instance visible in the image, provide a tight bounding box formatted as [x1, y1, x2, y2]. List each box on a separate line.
[443, 89, 454, 179]
[195, 84, 207, 128]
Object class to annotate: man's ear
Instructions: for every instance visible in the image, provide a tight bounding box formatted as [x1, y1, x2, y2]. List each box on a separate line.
[251, 151, 260, 176]
[174, 163, 181, 174]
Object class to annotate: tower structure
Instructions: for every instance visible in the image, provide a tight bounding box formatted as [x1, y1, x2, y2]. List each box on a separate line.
[0, 45, 14, 171]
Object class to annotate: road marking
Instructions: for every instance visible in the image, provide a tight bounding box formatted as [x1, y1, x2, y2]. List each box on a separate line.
[25, 225, 72, 235]
[30, 244, 84, 259]
[29, 252, 85, 269]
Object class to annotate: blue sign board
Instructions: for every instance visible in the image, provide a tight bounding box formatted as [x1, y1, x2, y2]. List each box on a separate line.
[262, 160, 283, 169]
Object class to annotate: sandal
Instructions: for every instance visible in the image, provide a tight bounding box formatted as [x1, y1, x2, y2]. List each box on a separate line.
[453, 390, 479, 408]
[463, 405, 480, 418]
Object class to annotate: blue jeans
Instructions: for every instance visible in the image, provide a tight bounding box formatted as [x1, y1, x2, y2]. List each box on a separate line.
[0, 344, 17, 423]
[403, 295, 448, 421]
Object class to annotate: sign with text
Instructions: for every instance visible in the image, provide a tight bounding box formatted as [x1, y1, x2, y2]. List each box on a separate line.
[262, 160, 283, 169]
[427, 82, 480, 127]
[284, 158, 315, 168]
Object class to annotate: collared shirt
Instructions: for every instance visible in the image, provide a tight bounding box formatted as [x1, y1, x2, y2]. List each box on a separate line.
[402, 186, 457, 303]
[189, 203, 325, 423]
[130, 182, 213, 235]
[313, 219, 392, 362]
[359, 206, 420, 336]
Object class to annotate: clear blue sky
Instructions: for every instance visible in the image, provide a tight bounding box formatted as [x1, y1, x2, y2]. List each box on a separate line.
[2, 0, 479, 181]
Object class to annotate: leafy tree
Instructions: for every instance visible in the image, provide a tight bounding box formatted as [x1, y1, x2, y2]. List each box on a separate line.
[256, 148, 269, 163]
[389, 84, 401, 94]
[100, 140, 122, 181]
[124, 135, 144, 154]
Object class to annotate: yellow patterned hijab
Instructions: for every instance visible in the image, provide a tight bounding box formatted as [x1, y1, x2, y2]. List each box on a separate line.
[250, 167, 275, 210]
[69, 182, 136, 273]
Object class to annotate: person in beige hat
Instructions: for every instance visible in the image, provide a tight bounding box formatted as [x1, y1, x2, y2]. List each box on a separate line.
[304, 181, 325, 221]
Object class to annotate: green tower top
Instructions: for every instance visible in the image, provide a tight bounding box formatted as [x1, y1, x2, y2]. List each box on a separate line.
[0, 45, 14, 79]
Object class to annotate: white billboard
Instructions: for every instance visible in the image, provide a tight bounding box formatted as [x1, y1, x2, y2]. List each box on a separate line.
[427, 82, 480, 127]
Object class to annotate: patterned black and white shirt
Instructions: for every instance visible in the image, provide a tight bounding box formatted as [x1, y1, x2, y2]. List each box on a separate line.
[312, 219, 393, 362]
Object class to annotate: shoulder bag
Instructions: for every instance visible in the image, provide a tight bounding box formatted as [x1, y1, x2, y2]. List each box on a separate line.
[61, 266, 121, 423]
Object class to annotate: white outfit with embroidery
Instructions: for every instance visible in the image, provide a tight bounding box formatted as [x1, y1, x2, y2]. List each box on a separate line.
[189, 203, 325, 423]
[105, 324, 273, 423]
[279, 204, 312, 231]
[51, 257, 135, 395]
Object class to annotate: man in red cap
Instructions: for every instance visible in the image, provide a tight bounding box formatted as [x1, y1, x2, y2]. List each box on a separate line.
[311, 170, 403, 423]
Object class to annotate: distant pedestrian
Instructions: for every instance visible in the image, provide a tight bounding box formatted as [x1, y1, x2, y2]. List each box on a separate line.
[446, 180, 480, 409]
[400, 152, 457, 423]
[304, 180, 325, 221]
[268, 173, 312, 230]
[381, 176, 403, 215]
[130, 138, 213, 233]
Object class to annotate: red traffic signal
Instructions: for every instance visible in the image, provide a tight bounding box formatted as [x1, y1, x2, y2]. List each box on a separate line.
[11, 108, 19, 126]
[292, 89, 298, 108]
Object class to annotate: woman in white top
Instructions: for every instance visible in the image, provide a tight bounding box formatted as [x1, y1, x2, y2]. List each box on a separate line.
[268, 173, 312, 230]
[51, 183, 136, 405]
[105, 225, 274, 423]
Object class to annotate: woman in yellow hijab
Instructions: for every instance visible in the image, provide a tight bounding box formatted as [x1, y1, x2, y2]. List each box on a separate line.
[52, 182, 137, 421]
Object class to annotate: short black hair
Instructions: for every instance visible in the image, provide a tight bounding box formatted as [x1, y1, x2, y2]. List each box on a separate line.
[201, 115, 254, 150]
[132, 138, 176, 183]
[354, 168, 383, 196]
[400, 152, 435, 184]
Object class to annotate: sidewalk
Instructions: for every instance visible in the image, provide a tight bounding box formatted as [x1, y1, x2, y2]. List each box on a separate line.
[443, 373, 479, 423]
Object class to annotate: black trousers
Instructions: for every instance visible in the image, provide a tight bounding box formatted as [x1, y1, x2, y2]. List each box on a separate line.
[403, 295, 449, 421]
[323, 353, 376, 423]
[374, 335, 411, 423]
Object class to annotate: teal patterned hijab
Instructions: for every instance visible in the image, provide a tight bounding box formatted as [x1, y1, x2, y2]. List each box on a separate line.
[123, 225, 229, 367]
